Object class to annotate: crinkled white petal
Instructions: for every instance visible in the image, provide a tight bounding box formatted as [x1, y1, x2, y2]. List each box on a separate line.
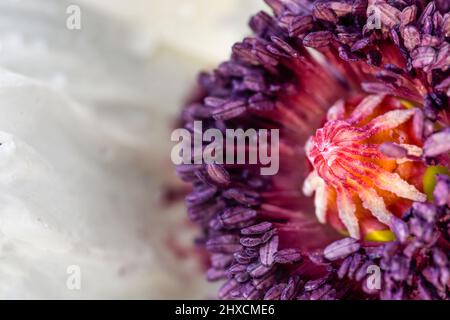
[0, 0, 265, 299]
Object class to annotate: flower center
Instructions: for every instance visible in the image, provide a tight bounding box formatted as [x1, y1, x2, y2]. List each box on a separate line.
[303, 94, 427, 240]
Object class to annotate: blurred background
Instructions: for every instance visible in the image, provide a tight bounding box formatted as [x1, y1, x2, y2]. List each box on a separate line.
[0, 0, 266, 298]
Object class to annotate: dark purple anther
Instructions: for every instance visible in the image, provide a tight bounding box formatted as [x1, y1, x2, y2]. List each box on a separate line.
[423, 128, 450, 157]
[434, 175, 450, 207]
[324, 238, 360, 261]
[412, 202, 437, 223]
[247, 263, 273, 278]
[211, 98, 247, 120]
[274, 249, 303, 264]
[264, 283, 286, 300]
[220, 207, 257, 228]
[379, 142, 408, 159]
[259, 235, 279, 266]
[241, 222, 273, 235]
[206, 164, 231, 185]
[240, 237, 263, 248]
[281, 276, 302, 300]
[392, 218, 410, 243]
[337, 256, 353, 279]
[303, 31, 333, 48]
[304, 277, 328, 292]
[207, 235, 242, 254]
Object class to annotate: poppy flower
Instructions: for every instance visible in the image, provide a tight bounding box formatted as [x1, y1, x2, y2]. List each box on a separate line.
[177, 0, 450, 300]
